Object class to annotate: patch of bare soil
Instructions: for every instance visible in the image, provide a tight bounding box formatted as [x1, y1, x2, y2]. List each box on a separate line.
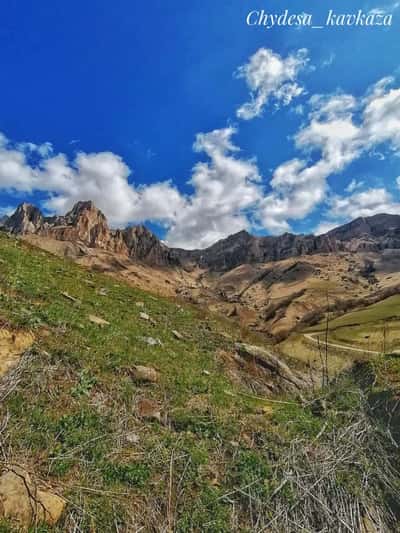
[22, 234, 86, 259]
[0, 328, 34, 377]
[22, 234, 202, 297]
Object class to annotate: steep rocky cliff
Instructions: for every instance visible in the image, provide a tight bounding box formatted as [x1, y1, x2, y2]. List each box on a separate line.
[172, 214, 400, 270]
[4, 201, 400, 271]
[4, 201, 174, 266]
[4, 203, 45, 235]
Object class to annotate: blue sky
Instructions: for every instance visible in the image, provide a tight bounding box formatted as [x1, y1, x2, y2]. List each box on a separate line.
[0, 0, 399, 247]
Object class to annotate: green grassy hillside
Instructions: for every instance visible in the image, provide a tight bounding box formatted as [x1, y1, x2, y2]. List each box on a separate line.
[0, 233, 399, 532]
[308, 295, 400, 353]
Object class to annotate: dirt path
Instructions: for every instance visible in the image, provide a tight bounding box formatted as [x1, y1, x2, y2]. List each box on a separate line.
[303, 332, 380, 355]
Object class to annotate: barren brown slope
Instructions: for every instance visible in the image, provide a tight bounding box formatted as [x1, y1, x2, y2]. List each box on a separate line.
[5, 201, 400, 343]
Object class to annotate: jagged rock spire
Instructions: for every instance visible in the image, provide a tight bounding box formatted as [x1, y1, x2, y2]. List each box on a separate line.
[4, 203, 44, 234]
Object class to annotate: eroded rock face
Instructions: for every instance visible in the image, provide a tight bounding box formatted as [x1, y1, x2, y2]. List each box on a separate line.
[0, 467, 65, 528]
[6, 201, 400, 272]
[5, 201, 112, 249]
[5, 202, 176, 266]
[47, 201, 112, 249]
[122, 225, 172, 265]
[4, 203, 44, 234]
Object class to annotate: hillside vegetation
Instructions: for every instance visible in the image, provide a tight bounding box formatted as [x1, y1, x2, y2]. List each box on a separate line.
[305, 295, 400, 354]
[0, 232, 399, 531]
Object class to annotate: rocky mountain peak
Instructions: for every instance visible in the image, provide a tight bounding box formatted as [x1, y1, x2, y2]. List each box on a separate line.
[4, 200, 400, 271]
[49, 201, 111, 249]
[64, 201, 106, 223]
[4, 203, 44, 234]
[3, 201, 174, 266]
[122, 225, 172, 265]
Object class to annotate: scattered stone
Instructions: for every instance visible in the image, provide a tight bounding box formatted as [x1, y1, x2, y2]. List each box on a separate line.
[137, 398, 161, 422]
[143, 336, 162, 346]
[0, 466, 65, 528]
[88, 314, 110, 326]
[139, 312, 150, 321]
[233, 343, 308, 392]
[0, 329, 34, 377]
[227, 305, 238, 317]
[61, 291, 79, 303]
[125, 432, 140, 445]
[202, 370, 210, 376]
[172, 330, 184, 340]
[130, 365, 159, 383]
[262, 405, 274, 416]
[135, 301, 145, 308]
[98, 287, 108, 296]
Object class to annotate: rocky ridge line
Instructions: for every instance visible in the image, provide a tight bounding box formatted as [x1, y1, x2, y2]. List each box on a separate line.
[3, 201, 400, 270]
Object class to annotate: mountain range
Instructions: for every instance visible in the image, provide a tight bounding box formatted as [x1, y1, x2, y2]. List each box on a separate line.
[3, 200, 400, 270]
[3, 200, 400, 340]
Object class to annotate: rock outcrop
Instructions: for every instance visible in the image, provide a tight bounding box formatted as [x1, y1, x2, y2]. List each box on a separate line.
[122, 225, 172, 266]
[4, 203, 44, 235]
[45, 201, 112, 249]
[5, 201, 400, 271]
[219, 342, 308, 395]
[4, 201, 174, 266]
[0, 466, 65, 528]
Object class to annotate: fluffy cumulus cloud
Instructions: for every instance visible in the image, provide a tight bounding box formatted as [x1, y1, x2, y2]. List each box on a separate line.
[236, 48, 309, 120]
[0, 127, 262, 249]
[1, 48, 400, 248]
[314, 188, 400, 234]
[328, 188, 399, 219]
[261, 77, 400, 234]
[165, 127, 262, 248]
[0, 134, 186, 228]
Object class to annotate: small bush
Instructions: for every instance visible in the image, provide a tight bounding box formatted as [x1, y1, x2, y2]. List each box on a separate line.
[101, 462, 150, 487]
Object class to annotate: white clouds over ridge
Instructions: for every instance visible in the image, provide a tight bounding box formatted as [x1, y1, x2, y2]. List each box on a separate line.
[0, 47, 400, 248]
[166, 127, 261, 248]
[262, 77, 400, 234]
[0, 127, 262, 249]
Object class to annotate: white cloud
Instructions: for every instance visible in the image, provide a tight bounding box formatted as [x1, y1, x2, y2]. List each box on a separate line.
[236, 48, 309, 120]
[0, 127, 263, 249]
[16, 141, 53, 158]
[346, 179, 365, 193]
[314, 187, 400, 234]
[328, 188, 399, 219]
[314, 221, 339, 235]
[259, 78, 400, 233]
[165, 127, 262, 248]
[0, 133, 186, 228]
